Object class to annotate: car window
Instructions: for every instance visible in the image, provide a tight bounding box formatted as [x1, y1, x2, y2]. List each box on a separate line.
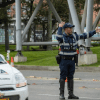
[0, 56, 6, 64]
[0, 56, 4, 62]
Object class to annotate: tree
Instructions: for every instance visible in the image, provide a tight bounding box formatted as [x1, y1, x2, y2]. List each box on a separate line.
[0, 6, 12, 51]
[94, 0, 100, 12]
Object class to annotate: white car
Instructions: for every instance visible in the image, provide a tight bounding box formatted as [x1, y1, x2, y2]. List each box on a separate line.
[0, 54, 29, 100]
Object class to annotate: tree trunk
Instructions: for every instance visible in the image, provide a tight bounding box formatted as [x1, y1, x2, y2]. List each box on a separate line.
[5, 22, 9, 52]
[34, 23, 36, 42]
[27, 27, 31, 50]
[14, 23, 16, 43]
[47, 7, 52, 50]
[42, 23, 45, 41]
[4, 7, 9, 52]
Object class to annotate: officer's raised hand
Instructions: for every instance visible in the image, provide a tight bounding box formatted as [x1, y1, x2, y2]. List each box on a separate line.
[95, 28, 100, 33]
[59, 22, 65, 27]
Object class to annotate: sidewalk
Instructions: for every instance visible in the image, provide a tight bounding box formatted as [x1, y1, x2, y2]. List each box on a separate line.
[14, 65, 100, 72]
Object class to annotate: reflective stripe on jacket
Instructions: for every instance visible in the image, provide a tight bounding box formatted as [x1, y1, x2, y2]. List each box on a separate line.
[56, 27, 96, 56]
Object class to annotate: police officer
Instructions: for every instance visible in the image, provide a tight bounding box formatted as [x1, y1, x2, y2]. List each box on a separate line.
[56, 22, 97, 100]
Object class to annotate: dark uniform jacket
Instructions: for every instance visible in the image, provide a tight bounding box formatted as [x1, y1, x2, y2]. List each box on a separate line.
[56, 27, 96, 57]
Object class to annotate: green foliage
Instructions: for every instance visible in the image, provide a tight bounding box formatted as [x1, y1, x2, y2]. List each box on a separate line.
[0, 8, 8, 24]
[52, 0, 69, 22]
[37, 0, 85, 23]
[94, 0, 100, 12]
[74, 0, 85, 22]
[21, 0, 35, 23]
[21, 0, 86, 25]
[0, 5, 12, 25]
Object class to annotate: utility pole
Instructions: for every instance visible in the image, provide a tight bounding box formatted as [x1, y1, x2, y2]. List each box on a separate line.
[85, 0, 94, 51]
[14, 0, 27, 62]
[67, 0, 84, 46]
[81, 0, 87, 33]
[15, 0, 22, 54]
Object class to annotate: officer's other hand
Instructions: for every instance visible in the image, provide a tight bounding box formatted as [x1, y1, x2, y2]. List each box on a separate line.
[59, 22, 65, 27]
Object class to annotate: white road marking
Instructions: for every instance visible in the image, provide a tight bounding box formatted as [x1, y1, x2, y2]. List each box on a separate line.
[38, 94, 59, 97]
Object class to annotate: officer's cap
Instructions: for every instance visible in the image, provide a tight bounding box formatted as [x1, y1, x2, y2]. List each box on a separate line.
[63, 23, 75, 29]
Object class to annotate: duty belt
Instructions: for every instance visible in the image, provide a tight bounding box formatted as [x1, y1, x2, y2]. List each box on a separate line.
[61, 56, 74, 60]
[61, 49, 76, 52]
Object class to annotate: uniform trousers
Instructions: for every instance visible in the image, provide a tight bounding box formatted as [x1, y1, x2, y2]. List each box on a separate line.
[59, 58, 75, 80]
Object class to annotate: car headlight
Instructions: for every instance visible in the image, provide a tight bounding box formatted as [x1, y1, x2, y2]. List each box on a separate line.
[15, 73, 27, 88]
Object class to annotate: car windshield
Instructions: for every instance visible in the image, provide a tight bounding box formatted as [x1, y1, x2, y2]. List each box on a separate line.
[0, 56, 7, 64]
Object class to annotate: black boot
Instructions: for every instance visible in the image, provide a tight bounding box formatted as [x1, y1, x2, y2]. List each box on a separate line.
[67, 79, 79, 99]
[59, 79, 65, 100]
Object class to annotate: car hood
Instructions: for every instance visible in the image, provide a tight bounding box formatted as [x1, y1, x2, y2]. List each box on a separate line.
[0, 63, 19, 85]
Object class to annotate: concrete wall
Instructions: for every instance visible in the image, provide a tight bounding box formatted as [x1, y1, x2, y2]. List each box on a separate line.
[78, 54, 97, 65]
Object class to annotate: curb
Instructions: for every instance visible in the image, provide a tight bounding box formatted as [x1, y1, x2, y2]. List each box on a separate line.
[14, 65, 100, 72]
[14, 65, 59, 71]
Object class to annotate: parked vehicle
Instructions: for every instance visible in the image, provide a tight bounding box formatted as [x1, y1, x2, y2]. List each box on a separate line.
[0, 54, 29, 100]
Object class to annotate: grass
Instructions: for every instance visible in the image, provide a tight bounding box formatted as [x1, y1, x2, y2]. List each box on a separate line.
[0, 45, 58, 66]
[0, 44, 100, 67]
[14, 50, 58, 66]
